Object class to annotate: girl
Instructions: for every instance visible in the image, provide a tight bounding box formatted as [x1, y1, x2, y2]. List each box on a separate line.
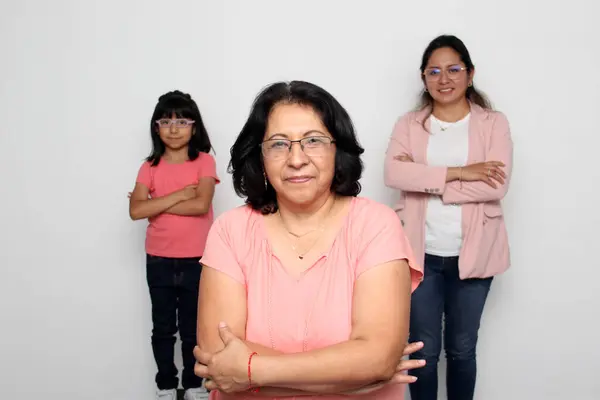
[384, 35, 513, 400]
[129, 90, 219, 400]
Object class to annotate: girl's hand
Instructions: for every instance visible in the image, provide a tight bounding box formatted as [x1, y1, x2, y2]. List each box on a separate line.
[180, 185, 198, 201]
[194, 322, 253, 394]
[461, 161, 506, 188]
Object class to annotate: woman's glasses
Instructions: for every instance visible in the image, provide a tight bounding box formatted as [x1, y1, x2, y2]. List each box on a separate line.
[423, 65, 467, 81]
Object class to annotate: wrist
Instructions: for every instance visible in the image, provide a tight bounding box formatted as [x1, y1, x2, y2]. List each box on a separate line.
[446, 167, 461, 182]
[250, 354, 274, 387]
[175, 191, 188, 202]
[247, 351, 261, 392]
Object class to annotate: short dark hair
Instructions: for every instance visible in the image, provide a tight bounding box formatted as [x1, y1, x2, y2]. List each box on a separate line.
[417, 35, 492, 112]
[229, 81, 364, 214]
[147, 90, 213, 166]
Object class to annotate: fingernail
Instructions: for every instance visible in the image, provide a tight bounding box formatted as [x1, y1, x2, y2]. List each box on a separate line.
[419, 360, 426, 365]
[411, 377, 418, 382]
[219, 321, 227, 328]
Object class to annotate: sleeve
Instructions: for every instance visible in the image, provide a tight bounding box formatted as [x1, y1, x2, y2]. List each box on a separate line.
[355, 203, 423, 293]
[197, 153, 220, 184]
[136, 162, 152, 189]
[200, 213, 246, 285]
[384, 114, 447, 194]
[441, 112, 513, 204]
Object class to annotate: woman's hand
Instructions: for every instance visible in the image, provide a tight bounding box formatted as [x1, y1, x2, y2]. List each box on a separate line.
[394, 153, 414, 163]
[343, 341, 425, 395]
[390, 341, 426, 384]
[194, 322, 253, 394]
[460, 161, 506, 188]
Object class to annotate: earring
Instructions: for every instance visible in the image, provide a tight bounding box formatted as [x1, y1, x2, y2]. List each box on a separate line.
[424, 88, 428, 92]
[264, 174, 268, 189]
[468, 82, 473, 87]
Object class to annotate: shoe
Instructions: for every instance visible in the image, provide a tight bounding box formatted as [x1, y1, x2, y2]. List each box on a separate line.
[156, 388, 177, 400]
[184, 387, 209, 400]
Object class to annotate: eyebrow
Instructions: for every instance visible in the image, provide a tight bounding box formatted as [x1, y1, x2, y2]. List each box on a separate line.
[426, 63, 462, 69]
[266, 130, 328, 140]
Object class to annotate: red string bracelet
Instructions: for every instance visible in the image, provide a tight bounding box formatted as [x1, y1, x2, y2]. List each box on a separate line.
[247, 351, 259, 393]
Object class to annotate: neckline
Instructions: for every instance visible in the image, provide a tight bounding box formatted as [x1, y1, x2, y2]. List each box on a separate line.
[430, 112, 471, 130]
[259, 196, 356, 267]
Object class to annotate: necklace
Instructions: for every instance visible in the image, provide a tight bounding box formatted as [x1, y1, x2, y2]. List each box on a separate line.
[278, 199, 336, 260]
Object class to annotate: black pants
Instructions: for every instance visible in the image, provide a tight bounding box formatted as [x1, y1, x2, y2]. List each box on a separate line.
[146, 254, 203, 390]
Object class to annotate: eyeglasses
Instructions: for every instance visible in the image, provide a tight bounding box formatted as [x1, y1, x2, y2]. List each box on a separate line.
[423, 65, 467, 81]
[261, 136, 336, 159]
[155, 119, 195, 128]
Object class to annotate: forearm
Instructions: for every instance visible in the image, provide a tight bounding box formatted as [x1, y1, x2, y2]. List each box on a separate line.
[384, 161, 448, 193]
[251, 339, 397, 390]
[442, 180, 508, 203]
[166, 197, 210, 216]
[253, 383, 384, 397]
[129, 192, 183, 220]
[245, 342, 379, 394]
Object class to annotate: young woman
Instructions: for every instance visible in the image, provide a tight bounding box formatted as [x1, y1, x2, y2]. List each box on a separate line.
[129, 90, 219, 400]
[384, 35, 513, 400]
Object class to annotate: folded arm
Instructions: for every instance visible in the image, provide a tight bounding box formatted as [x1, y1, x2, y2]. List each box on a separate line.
[128, 183, 185, 220]
[442, 113, 513, 204]
[250, 259, 411, 392]
[384, 115, 453, 194]
[166, 177, 216, 216]
[197, 260, 412, 396]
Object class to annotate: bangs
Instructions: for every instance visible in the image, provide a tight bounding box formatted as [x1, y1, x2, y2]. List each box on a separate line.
[154, 96, 197, 120]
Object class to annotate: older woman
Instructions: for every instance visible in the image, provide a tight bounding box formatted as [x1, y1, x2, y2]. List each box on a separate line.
[192, 81, 424, 399]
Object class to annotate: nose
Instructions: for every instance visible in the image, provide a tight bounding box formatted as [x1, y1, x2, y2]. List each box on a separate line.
[438, 70, 450, 84]
[287, 141, 309, 168]
[169, 122, 179, 133]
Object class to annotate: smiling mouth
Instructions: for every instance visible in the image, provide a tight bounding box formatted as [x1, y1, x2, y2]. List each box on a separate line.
[287, 176, 312, 183]
[439, 88, 454, 93]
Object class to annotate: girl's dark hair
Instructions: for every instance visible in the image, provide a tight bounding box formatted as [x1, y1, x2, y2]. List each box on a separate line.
[417, 35, 492, 116]
[229, 81, 364, 214]
[147, 90, 213, 166]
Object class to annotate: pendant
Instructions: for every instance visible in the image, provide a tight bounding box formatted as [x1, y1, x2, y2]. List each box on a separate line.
[299, 255, 304, 260]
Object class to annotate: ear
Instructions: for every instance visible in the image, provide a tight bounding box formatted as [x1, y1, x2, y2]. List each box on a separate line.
[469, 67, 476, 85]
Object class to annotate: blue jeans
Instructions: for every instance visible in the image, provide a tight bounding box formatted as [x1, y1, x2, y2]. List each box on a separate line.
[146, 254, 204, 390]
[408, 254, 492, 400]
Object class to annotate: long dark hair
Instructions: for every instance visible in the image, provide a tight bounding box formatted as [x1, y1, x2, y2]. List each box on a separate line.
[229, 81, 365, 214]
[146, 90, 213, 166]
[417, 35, 492, 115]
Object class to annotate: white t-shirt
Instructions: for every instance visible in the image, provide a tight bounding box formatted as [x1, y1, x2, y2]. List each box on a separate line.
[424, 113, 470, 256]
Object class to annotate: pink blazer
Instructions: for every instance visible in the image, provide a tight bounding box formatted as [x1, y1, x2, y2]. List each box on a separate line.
[384, 103, 513, 279]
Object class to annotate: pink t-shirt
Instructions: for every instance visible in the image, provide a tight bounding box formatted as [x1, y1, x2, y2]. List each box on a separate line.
[201, 197, 423, 400]
[136, 153, 219, 258]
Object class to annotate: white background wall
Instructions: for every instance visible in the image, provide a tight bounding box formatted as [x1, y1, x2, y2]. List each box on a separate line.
[1, 0, 598, 399]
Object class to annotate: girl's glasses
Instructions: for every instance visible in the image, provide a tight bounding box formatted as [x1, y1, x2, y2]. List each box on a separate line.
[155, 119, 195, 128]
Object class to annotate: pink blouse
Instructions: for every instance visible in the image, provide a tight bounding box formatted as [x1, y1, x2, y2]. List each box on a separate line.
[201, 197, 423, 399]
